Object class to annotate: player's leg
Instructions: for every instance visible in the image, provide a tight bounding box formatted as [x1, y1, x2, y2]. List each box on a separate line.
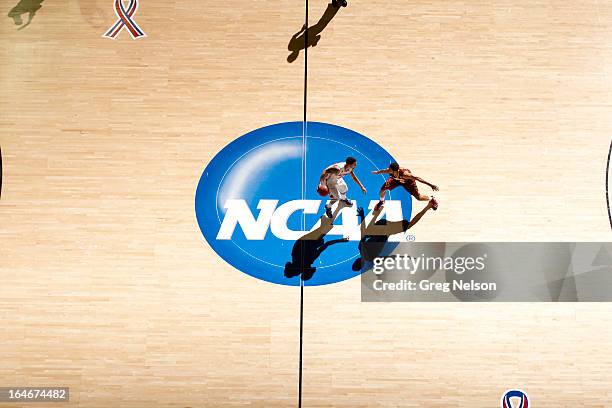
[336, 179, 352, 207]
[8, 6, 24, 25]
[325, 180, 339, 218]
[374, 178, 397, 210]
[374, 188, 386, 211]
[405, 181, 439, 210]
[325, 199, 337, 218]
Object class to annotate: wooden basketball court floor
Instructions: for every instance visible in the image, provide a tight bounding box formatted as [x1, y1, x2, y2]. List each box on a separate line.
[2, 0, 612, 406]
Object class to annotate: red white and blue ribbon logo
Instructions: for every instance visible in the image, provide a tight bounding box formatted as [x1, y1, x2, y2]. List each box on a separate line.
[103, 0, 146, 39]
[502, 390, 529, 408]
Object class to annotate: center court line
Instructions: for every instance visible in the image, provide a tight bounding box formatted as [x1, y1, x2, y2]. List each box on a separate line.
[298, 0, 309, 406]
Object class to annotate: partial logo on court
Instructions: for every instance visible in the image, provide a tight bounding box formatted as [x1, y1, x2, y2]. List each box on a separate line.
[195, 122, 414, 286]
[103, 0, 145, 39]
[501, 390, 529, 408]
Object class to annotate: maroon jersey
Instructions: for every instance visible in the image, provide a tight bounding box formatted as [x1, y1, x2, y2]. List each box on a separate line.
[382, 168, 419, 197]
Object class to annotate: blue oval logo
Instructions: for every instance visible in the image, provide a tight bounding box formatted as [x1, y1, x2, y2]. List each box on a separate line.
[195, 122, 413, 286]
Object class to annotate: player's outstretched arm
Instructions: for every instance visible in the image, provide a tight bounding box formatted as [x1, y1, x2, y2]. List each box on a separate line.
[350, 172, 367, 194]
[414, 175, 439, 191]
[372, 169, 391, 175]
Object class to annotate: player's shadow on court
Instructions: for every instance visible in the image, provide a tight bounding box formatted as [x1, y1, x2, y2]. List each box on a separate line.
[352, 206, 430, 271]
[287, 3, 339, 63]
[7, 0, 44, 29]
[284, 207, 348, 281]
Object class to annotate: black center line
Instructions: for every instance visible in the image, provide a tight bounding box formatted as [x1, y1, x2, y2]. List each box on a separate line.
[298, 0, 309, 407]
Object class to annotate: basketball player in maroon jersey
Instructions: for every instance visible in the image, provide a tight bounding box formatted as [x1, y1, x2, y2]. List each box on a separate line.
[373, 162, 439, 212]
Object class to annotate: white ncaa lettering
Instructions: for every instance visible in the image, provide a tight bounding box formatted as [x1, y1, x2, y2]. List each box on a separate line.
[270, 200, 321, 240]
[217, 199, 406, 241]
[217, 199, 278, 240]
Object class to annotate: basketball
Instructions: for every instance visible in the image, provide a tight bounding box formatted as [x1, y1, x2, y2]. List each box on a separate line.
[317, 184, 329, 196]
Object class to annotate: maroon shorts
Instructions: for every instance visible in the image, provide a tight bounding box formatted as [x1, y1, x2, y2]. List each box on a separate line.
[381, 178, 420, 198]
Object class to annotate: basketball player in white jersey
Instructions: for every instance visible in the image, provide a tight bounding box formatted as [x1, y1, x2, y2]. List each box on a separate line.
[318, 156, 367, 218]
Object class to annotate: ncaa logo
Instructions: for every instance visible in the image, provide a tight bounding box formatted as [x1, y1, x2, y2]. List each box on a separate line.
[501, 390, 529, 408]
[195, 122, 414, 286]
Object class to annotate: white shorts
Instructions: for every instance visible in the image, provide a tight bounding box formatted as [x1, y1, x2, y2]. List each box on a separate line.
[326, 177, 348, 200]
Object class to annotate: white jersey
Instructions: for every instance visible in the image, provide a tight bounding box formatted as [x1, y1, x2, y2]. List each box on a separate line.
[325, 162, 353, 183]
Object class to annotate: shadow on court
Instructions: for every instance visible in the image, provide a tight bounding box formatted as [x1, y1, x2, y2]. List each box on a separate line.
[352, 207, 409, 271]
[7, 0, 44, 30]
[287, 3, 339, 63]
[352, 204, 433, 271]
[284, 198, 433, 280]
[284, 206, 348, 281]
[284, 203, 431, 281]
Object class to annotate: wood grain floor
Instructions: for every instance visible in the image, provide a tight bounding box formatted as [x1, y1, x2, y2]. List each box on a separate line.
[1, 0, 611, 406]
